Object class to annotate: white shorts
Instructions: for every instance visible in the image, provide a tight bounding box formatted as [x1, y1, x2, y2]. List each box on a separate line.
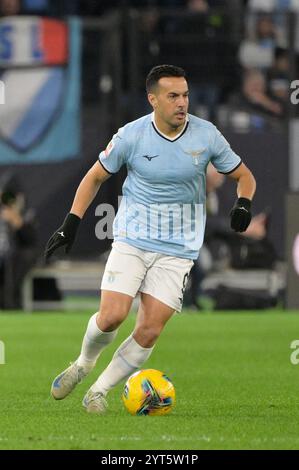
[101, 241, 194, 312]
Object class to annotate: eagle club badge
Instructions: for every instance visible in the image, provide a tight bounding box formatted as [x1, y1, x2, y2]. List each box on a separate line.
[184, 148, 206, 165]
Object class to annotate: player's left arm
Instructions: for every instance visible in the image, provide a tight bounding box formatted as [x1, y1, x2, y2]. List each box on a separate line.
[227, 162, 256, 232]
[228, 162, 256, 201]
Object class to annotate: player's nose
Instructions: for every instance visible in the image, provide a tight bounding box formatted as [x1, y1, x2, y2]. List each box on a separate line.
[178, 98, 188, 109]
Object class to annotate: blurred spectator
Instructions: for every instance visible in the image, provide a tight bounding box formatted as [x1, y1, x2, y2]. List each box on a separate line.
[244, 0, 297, 117]
[229, 68, 284, 120]
[188, 0, 209, 12]
[0, 0, 21, 15]
[248, 0, 299, 54]
[267, 47, 290, 105]
[239, 14, 278, 70]
[0, 173, 37, 309]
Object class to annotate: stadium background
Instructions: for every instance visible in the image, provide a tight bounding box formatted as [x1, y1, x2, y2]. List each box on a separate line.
[1, 0, 297, 306]
[0, 0, 299, 451]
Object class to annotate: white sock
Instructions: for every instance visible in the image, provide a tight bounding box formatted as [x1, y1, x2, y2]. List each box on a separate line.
[91, 334, 154, 395]
[77, 313, 118, 368]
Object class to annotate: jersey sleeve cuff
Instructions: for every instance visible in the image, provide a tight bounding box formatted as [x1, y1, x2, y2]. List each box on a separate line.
[218, 160, 242, 175]
[98, 158, 116, 175]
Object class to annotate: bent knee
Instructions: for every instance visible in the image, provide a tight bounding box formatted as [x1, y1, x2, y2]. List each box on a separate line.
[97, 305, 129, 331]
[134, 324, 163, 348]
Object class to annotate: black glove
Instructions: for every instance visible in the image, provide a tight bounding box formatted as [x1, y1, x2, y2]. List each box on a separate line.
[44, 213, 81, 260]
[230, 197, 252, 232]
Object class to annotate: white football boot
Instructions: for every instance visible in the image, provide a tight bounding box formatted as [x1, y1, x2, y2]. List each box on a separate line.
[82, 389, 108, 414]
[51, 361, 92, 400]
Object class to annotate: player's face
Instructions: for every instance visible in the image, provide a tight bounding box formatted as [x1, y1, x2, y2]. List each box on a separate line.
[149, 77, 189, 129]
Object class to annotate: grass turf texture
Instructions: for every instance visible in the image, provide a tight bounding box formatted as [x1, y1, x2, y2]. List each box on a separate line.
[0, 310, 299, 450]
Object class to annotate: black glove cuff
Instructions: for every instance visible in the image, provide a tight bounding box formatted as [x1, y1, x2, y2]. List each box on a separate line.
[63, 213, 81, 232]
[237, 198, 251, 211]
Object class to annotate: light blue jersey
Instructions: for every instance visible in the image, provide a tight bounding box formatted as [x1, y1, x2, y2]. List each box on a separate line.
[99, 113, 241, 260]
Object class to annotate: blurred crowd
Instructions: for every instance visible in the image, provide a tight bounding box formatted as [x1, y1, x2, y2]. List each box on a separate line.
[0, 0, 244, 16]
[0, 0, 297, 129]
[124, 0, 297, 128]
[230, 1, 298, 129]
[0, 0, 288, 310]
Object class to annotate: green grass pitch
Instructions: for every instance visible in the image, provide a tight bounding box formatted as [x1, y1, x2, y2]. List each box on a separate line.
[0, 309, 299, 450]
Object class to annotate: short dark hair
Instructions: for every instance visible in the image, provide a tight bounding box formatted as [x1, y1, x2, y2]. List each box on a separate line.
[146, 65, 187, 93]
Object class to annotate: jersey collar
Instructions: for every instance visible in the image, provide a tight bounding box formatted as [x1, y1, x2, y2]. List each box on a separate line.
[151, 112, 189, 142]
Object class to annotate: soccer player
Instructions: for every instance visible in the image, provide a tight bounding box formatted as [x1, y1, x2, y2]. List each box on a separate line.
[45, 65, 256, 414]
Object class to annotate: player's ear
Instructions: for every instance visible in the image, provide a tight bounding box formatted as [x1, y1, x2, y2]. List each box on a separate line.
[148, 93, 157, 109]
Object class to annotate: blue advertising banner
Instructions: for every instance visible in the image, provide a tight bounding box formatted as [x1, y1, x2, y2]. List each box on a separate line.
[0, 16, 81, 164]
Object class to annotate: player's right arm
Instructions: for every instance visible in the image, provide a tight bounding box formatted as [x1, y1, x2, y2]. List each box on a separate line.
[70, 161, 111, 219]
[44, 162, 111, 260]
[45, 127, 128, 260]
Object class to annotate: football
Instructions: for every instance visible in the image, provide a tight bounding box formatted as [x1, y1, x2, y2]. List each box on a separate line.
[122, 369, 175, 416]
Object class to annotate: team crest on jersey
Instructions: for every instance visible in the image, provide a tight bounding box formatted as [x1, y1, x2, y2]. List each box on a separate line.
[106, 270, 122, 283]
[184, 148, 206, 165]
[104, 140, 114, 157]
